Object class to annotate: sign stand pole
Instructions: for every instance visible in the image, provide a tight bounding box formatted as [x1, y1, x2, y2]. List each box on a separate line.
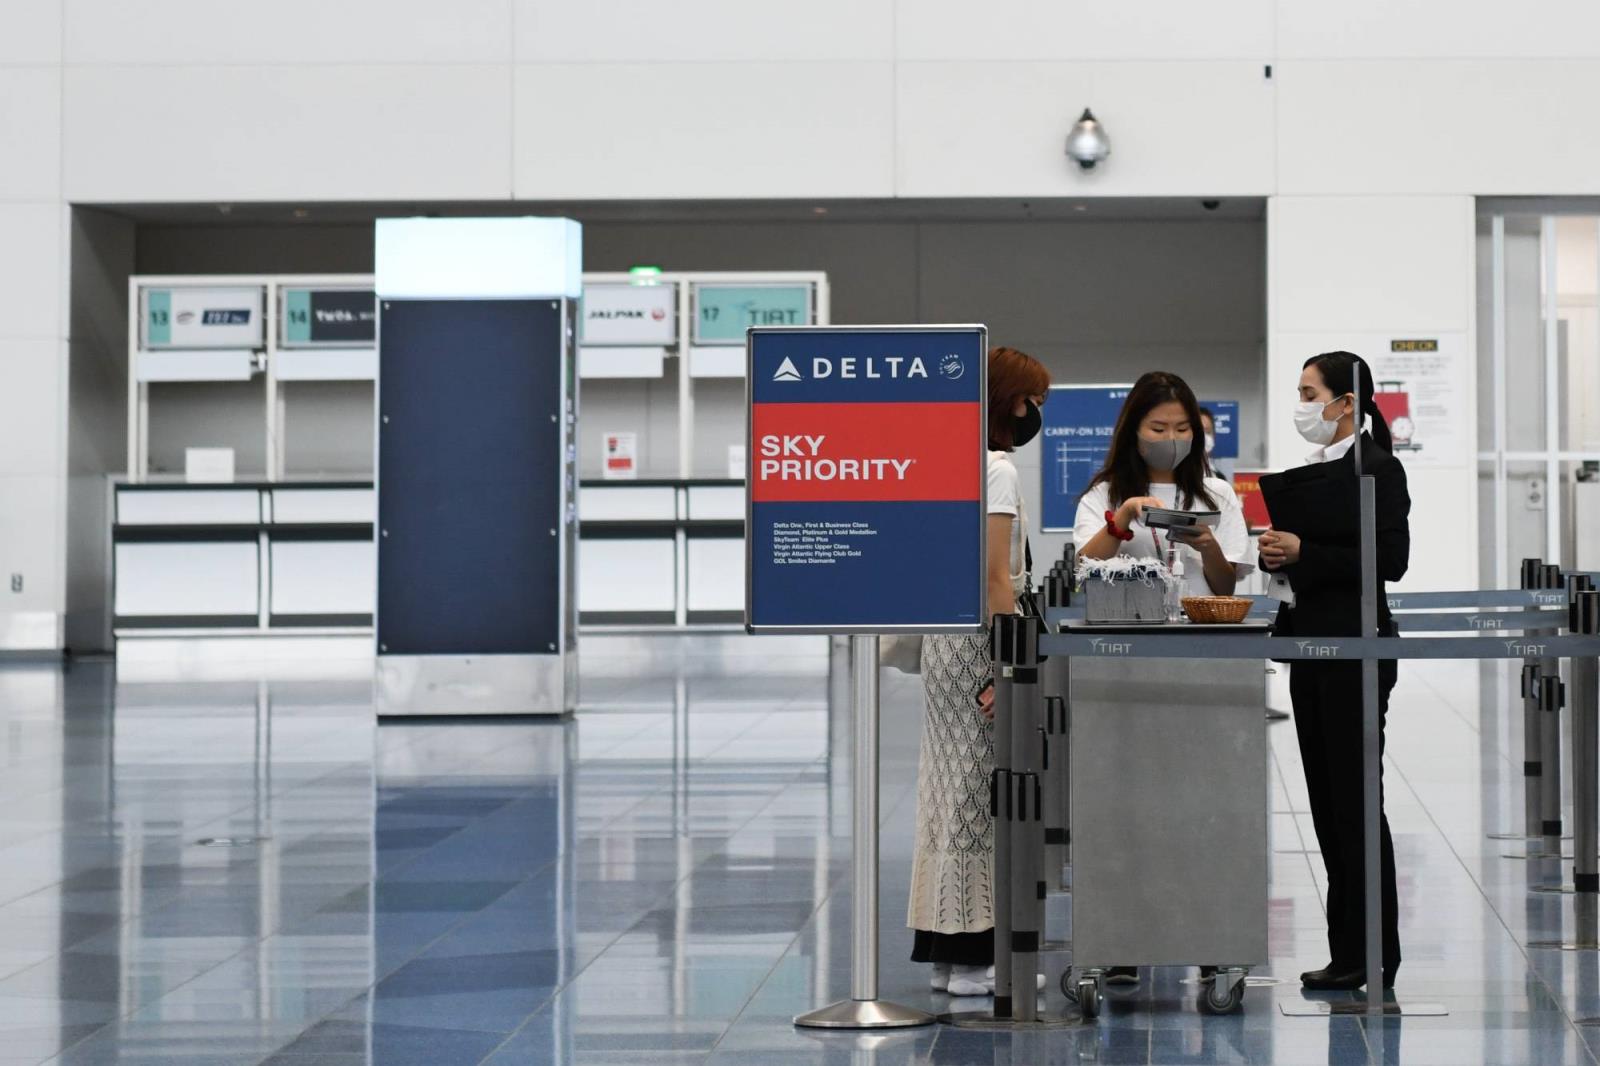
[795, 636, 933, 1029]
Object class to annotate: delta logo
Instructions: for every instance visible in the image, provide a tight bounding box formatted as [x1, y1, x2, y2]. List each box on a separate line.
[771, 355, 936, 382]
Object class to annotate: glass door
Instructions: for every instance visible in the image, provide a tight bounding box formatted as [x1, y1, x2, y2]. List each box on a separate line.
[1477, 211, 1600, 586]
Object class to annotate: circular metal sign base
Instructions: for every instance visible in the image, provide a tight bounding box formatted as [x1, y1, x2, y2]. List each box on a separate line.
[794, 999, 935, 1029]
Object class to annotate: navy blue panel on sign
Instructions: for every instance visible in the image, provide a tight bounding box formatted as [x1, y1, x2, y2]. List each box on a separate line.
[1039, 384, 1132, 531]
[1201, 399, 1239, 459]
[749, 329, 982, 405]
[749, 502, 983, 628]
[377, 298, 562, 656]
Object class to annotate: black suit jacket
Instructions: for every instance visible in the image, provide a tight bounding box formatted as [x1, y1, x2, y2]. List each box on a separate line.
[1261, 434, 1411, 639]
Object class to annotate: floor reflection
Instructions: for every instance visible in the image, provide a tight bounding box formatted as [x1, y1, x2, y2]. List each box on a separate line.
[0, 647, 1595, 1063]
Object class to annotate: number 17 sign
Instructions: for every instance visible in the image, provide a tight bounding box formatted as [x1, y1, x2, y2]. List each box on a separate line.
[745, 325, 989, 634]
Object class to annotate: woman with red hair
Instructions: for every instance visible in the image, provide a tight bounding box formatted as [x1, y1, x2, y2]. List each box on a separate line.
[908, 345, 1051, 998]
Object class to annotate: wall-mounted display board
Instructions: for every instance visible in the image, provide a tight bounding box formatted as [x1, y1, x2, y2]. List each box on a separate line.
[693, 283, 813, 345]
[1201, 399, 1239, 459]
[1039, 384, 1133, 531]
[140, 285, 264, 349]
[580, 282, 677, 346]
[281, 287, 375, 347]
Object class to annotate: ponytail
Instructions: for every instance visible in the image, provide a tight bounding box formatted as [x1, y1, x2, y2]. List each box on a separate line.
[1303, 350, 1393, 453]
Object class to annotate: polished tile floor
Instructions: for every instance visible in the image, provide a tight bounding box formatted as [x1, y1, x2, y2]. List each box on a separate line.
[0, 641, 1594, 1064]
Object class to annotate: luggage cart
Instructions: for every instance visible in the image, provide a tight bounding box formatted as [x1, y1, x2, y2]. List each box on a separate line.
[1058, 620, 1271, 1017]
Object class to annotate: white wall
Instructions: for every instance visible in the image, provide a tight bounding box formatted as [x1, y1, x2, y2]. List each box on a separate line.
[65, 208, 135, 653]
[9, 1, 1600, 645]
[1268, 197, 1478, 592]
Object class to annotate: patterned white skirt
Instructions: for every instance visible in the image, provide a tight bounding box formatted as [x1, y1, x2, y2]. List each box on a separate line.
[906, 633, 996, 934]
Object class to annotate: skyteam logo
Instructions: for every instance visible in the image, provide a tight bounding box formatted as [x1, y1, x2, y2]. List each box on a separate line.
[939, 353, 964, 380]
[773, 357, 802, 382]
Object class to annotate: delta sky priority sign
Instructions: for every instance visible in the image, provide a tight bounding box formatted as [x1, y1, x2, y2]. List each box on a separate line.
[745, 325, 988, 633]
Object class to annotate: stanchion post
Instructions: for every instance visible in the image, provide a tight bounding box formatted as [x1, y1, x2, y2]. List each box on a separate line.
[990, 615, 1016, 1019]
[1541, 564, 1565, 845]
[826, 636, 852, 838]
[1041, 690, 1069, 892]
[793, 635, 933, 1029]
[1039, 570, 1070, 890]
[1573, 586, 1600, 894]
[1009, 616, 1044, 1022]
[1358, 474, 1384, 1013]
[1522, 558, 1545, 839]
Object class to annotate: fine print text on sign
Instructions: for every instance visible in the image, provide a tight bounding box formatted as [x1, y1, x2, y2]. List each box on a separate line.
[746, 327, 987, 633]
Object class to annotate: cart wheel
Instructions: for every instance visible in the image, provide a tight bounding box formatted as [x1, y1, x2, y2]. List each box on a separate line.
[1077, 977, 1101, 1019]
[1202, 977, 1245, 1015]
[1060, 969, 1073, 998]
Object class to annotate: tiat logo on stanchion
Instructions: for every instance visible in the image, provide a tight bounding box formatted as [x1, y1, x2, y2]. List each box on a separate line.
[1087, 637, 1132, 656]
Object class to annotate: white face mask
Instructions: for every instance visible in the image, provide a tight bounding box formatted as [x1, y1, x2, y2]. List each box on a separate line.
[1204, 433, 1216, 455]
[1293, 397, 1346, 446]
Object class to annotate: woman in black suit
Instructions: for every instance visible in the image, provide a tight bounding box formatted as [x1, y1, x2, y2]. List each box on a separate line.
[1258, 351, 1411, 991]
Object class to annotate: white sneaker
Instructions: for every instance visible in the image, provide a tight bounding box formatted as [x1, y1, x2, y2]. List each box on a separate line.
[983, 965, 1048, 992]
[947, 965, 992, 997]
[930, 962, 952, 992]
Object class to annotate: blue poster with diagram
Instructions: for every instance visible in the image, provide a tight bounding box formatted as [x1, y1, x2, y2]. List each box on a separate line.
[1039, 384, 1132, 531]
[1201, 400, 1239, 460]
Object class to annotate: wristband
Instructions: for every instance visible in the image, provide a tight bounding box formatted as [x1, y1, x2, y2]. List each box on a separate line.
[1104, 510, 1136, 542]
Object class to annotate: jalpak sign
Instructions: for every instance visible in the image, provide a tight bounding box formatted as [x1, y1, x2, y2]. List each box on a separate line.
[744, 325, 988, 633]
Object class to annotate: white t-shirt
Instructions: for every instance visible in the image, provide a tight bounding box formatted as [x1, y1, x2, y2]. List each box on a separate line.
[988, 451, 1027, 594]
[1073, 476, 1255, 598]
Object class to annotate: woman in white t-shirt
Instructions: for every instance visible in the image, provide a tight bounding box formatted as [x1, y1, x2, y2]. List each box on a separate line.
[1074, 372, 1252, 601]
[908, 345, 1050, 999]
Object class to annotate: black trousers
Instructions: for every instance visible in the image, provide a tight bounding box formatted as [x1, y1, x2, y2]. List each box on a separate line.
[910, 928, 993, 966]
[1289, 658, 1401, 975]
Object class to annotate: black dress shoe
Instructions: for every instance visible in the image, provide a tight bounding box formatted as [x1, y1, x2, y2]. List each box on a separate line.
[1301, 966, 1395, 991]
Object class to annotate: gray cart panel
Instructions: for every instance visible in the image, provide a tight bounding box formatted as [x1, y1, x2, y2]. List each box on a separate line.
[1071, 652, 1269, 967]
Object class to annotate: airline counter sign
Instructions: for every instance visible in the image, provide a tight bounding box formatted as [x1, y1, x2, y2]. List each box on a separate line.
[141, 285, 265, 349]
[580, 282, 677, 346]
[745, 325, 987, 633]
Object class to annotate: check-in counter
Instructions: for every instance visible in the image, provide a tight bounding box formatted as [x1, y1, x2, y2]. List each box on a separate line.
[578, 479, 745, 626]
[110, 477, 748, 639]
[113, 481, 376, 634]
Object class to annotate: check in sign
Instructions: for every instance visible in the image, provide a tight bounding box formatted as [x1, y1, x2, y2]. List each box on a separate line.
[745, 326, 988, 633]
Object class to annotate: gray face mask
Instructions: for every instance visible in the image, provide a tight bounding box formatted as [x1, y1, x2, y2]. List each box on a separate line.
[1137, 435, 1192, 473]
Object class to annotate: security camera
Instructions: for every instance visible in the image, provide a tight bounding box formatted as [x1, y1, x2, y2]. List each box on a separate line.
[1201, 199, 1221, 211]
[1064, 109, 1111, 171]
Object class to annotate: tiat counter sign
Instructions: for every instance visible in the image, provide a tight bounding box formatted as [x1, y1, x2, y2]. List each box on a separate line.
[745, 325, 988, 633]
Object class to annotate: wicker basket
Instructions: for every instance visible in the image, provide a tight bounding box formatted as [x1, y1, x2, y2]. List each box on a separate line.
[1181, 596, 1253, 624]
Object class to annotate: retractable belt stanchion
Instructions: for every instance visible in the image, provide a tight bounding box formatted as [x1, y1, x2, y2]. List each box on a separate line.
[945, 612, 1076, 1031]
[1521, 558, 1547, 842]
[794, 636, 932, 1030]
[1541, 564, 1566, 850]
[1009, 616, 1045, 1023]
[1357, 472, 1385, 1014]
[1034, 574, 1600, 1020]
[989, 615, 1016, 1019]
[1042, 568, 1073, 895]
[1573, 583, 1600, 895]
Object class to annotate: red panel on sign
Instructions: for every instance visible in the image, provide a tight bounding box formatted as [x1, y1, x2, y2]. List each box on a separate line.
[751, 402, 981, 502]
